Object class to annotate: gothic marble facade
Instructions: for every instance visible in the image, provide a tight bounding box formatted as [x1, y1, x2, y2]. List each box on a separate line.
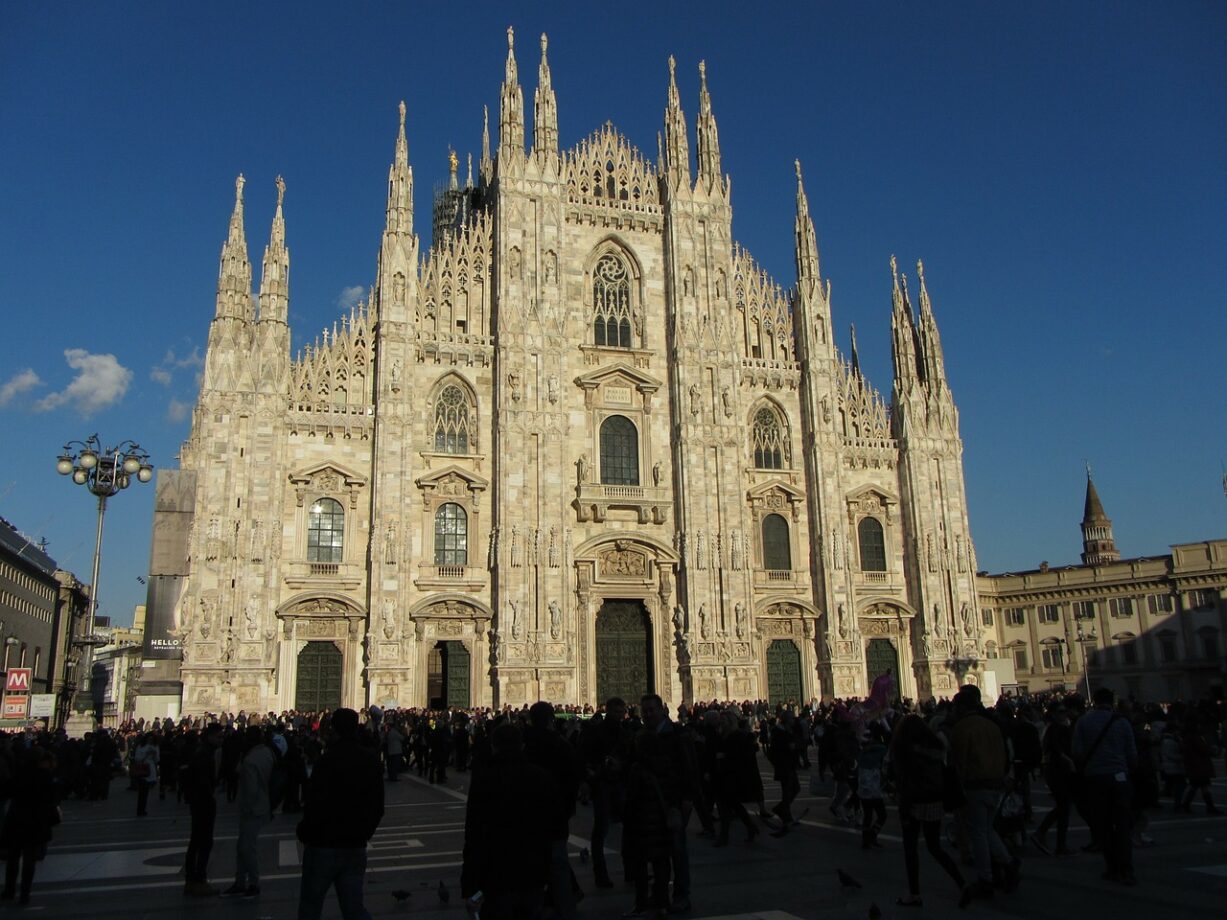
[160, 30, 984, 715]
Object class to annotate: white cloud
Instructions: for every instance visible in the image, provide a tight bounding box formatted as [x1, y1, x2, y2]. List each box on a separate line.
[0, 369, 41, 407]
[167, 398, 191, 423]
[33, 349, 133, 415]
[150, 345, 203, 387]
[336, 285, 365, 311]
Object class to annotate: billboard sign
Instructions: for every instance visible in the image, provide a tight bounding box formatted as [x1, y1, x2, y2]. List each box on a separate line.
[2, 697, 28, 719]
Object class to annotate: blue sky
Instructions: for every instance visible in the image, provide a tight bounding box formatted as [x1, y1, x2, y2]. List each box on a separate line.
[1, 2, 1224, 627]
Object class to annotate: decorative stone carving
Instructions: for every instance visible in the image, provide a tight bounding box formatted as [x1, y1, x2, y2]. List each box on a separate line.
[601, 548, 646, 578]
[698, 604, 710, 640]
[549, 599, 562, 639]
[508, 598, 521, 639]
[734, 602, 748, 639]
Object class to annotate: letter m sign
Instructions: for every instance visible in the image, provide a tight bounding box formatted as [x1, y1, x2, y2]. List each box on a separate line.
[5, 669, 32, 693]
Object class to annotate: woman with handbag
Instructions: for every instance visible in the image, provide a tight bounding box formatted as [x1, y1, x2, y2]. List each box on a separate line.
[132, 733, 160, 817]
[886, 714, 971, 909]
[0, 746, 60, 905]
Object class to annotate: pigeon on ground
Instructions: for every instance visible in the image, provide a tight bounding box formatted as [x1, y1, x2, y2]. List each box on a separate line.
[438, 880, 451, 904]
[579, 847, 590, 864]
[868, 903, 882, 920]
[837, 868, 863, 890]
[392, 890, 412, 903]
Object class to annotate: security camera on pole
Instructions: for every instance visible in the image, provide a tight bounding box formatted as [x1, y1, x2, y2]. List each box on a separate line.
[56, 435, 152, 735]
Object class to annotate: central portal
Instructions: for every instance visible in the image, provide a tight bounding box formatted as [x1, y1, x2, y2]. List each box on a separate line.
[295, 641, 343, 712]
[595, 599, 652, 705]
[427, 640, 471, 709]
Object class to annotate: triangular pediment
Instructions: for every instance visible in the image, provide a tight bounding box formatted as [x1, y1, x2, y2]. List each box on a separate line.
[415, 464, 489, 492]
[747, 479, 806, 502]
[288, 462, 367, 488]
[573, 362, 663, 394]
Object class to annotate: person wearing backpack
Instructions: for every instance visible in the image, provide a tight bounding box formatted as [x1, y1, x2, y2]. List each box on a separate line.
[222, 727, 278, 899]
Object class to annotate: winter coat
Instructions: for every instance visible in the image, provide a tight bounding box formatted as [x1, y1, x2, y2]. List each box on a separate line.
[132, 742, 159, 786]
[0, 757, 58, 860]
[238, 743, 275, 820]
[1158, 733, 1185, 776]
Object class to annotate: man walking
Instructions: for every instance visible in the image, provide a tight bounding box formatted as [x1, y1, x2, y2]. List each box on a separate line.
[1073, 687, 1138, 885]
[183, 724, 224, 897]
[223, 727, 280, 898]
[639, 693, 697, 914]
[297, 709, 385, 920]
[948, 685, 1020, 900]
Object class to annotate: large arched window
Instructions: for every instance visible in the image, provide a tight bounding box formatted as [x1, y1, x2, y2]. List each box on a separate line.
[858, 517, 887, 572]
[762, 514, 791, 570]
[600, 415, 639, 485]
[434, 383, 472, 454]
[752, 406, 789, 469]
[307, 498, 344, 563]
[434, 503, 468, 566]
[592, 253, 632, 348]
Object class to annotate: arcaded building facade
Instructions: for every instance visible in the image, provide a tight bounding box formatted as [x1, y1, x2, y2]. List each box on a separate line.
[156, 31, 985, 714]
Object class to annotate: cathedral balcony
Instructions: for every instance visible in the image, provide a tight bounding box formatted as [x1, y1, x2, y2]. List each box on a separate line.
[753, 569, 809, 591]
[283, 561, 364, 590]
[414, 564, 487, 591]
[574, 483, 670, 525]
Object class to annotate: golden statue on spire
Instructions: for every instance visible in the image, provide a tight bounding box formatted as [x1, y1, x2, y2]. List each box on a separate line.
[448, 148, 459, 175]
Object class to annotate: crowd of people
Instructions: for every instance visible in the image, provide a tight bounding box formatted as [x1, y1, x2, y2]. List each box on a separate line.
[0, 685, 1221, 917]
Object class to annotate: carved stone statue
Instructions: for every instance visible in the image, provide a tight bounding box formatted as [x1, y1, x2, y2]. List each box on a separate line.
[837, 603, 849, 640]
[672, 604, 686, 635]
[549, 599, 562, 640]
[244, 597, 258, 638]
[489, 628, 502, 666]
[510, 526, 522, 567]
[730, 530, 743, 571]
[932, 602, 946, 637]
[576, 454, 589, 484]
[734, 602, 748, 640]
[961, 601, 976, 637]
[688, 383, 700, 418]
[509, 598, 521, 639]
[382, 597, 396, 639]
[652, 461, 662, 487]
[698, 604, 710, 640]
[547, 374, 559, 404]
[721, 386, 732, 417]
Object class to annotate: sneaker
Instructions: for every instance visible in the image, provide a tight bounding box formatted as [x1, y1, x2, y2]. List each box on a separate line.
[219, 884, 246, 898]
[1029, 833, 1051, 855]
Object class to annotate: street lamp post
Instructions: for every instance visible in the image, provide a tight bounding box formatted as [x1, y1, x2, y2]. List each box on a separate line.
[1075, 622, 1096, 700]
[56, 435, 152, 726]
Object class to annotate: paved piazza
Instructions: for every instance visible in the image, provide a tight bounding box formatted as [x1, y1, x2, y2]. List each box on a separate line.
[34, 760, 1227, 919]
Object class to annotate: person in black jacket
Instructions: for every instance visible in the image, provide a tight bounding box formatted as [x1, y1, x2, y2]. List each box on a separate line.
[0, 746, 59, 905]
[524, 702, 583, 920]
[461, 721, 554, 920]
[182, 724, 224, 897]
[296, 708, 385, 920]
[581, 698, 632, 888]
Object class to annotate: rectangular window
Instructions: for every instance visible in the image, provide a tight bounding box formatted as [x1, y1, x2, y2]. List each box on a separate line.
[1041, 647, 1064, 670]
[1201, 632, 1220, 660]
[1159, 635, 1178, 663]
[1007, 608, 1026, 627]
[1039, 604, 1061, 624]
[1121, 642, 1138, 666]
[981, 608, 994, 627]
[1148, 593, 1174, 615]
[1188, 589, 1219, 610]
[1073, 600, 1096, 620]
[1109, 597, 1135, 618]
[1012, 647, 1029, 671]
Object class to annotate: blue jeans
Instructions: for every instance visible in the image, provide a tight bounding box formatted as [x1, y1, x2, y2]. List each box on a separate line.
[297, 846, 371, 920]
[959, 788, 1011, 884]
[235, 815, 264, 887]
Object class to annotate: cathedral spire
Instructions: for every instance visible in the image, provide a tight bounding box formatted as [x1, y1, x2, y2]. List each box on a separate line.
[916, 259, 949, 393]
[890, 255, 920, 389]
[385, 101, 414, 235]
[533, 32, 558, 157]
[849, 323, 861, 376]
[258, 176, 289, 325]
[793, 160, 821, 283]
[694, 60, 722, 193]
[499, 26, 525, 158]
[662, 55, 690, 188]
[215, 173, 253, 321]
[1080, 470, 1120, 565]
[480, 105, 492, 180]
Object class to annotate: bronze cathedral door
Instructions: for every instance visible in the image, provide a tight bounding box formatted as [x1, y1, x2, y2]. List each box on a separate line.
[596, 600, 652, 705]
[865, 637, 899, 688]
[295, 641, 343, 712]
[766, 639, 802, 704]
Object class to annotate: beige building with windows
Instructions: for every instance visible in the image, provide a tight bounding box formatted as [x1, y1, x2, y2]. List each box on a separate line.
[976, 477, 1227, 701]
[148, 30, 987, 715]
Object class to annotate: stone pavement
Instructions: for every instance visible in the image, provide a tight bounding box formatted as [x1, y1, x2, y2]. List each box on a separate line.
[24, 759, 1227, 920]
